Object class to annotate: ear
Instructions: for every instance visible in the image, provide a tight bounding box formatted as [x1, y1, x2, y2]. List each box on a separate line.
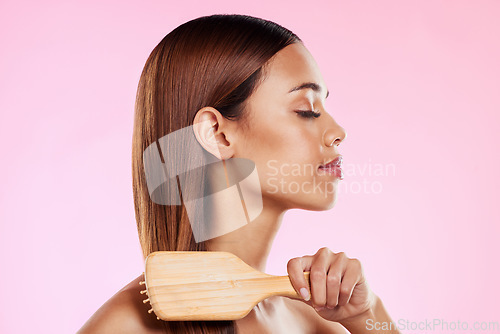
[192, 107, 235, 160]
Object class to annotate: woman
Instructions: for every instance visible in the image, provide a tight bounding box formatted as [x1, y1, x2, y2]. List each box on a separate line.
[78, 14, 400, 333]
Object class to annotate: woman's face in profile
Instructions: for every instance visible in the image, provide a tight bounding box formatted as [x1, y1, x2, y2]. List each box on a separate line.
[235, 42, 347, 211]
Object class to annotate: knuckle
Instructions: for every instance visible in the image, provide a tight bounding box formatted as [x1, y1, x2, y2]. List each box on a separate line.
[350, 257, 362, 268]
[317, 247, 330, 254]
[340, 285, 351, 295]
[310, 269, 326, 280]
[326, 274, 340, 285]
[287, 257, 299, 269]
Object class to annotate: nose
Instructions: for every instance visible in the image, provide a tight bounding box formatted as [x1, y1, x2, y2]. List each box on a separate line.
[323, 122, 347, 148]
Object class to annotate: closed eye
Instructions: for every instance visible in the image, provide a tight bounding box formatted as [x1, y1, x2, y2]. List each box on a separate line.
[296, 110, 321, 119]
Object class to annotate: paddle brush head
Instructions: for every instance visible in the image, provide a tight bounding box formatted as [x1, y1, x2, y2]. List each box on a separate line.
[142, 251, 276, 321]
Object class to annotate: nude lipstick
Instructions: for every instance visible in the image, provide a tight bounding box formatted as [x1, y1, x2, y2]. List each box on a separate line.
[318, 156, 343, 180]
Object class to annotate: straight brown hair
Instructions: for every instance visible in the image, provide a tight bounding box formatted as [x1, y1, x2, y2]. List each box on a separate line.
[132, 14, 300, 333]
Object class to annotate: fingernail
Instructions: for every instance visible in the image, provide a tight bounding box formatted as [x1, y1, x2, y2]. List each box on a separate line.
[314, 306, 325, 311]
[299, 287, 310, 301]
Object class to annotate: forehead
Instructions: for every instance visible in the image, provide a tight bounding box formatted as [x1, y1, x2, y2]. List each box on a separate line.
[259, 43, 326, 95]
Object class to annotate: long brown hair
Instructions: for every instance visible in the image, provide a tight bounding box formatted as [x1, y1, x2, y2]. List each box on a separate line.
[132, 14, 300, 333]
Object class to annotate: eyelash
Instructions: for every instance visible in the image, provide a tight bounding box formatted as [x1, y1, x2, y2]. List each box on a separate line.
[296, 110, 321, 119]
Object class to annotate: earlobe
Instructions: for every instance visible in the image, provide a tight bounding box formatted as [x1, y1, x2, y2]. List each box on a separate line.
[193, 107, 234, 160]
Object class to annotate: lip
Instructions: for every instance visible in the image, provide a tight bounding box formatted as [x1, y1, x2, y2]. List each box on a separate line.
[319, 155, 343, 168]
[318, 155, 343, 179]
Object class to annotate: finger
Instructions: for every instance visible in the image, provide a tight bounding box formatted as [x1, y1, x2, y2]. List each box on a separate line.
[287, 255, 313, 301]
[337, 258, 362, 306]
[309, 248, 331, 308]
[326, 253, 347, 309]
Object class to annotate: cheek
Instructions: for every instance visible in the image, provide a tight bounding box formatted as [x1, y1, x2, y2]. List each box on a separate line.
[250, 125, 316, 168]
[252, 132, 320, 194]
[237, 110, 322, 193]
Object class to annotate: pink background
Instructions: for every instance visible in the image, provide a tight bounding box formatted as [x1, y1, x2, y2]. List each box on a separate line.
[1, 1, 499, 333]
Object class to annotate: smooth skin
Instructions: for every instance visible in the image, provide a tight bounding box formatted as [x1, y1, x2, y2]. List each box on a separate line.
[78, 43, 400, 333]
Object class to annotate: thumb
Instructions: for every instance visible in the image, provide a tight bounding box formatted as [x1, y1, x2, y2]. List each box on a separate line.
[286, 255, 313, 303]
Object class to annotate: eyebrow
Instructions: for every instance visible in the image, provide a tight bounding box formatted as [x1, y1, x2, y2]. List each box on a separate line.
[288, 82, 329, 99]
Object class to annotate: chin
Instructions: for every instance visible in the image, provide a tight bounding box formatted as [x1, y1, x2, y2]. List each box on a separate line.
[295, 194, 338, 211]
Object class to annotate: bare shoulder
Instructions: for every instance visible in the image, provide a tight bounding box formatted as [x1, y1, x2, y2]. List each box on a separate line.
[283, 297, 349, 334]
[77, 274, 164, 334]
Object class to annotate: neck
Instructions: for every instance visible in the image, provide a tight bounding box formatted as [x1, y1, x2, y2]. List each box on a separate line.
[202, 158, 289, 272]
[205, 198, 287, 273]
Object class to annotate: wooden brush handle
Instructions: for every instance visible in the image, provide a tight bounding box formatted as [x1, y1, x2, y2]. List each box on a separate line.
[233, 272, 311, 299]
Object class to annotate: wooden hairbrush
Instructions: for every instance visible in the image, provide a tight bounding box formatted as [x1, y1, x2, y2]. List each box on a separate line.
[140, 251, 311, 321]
